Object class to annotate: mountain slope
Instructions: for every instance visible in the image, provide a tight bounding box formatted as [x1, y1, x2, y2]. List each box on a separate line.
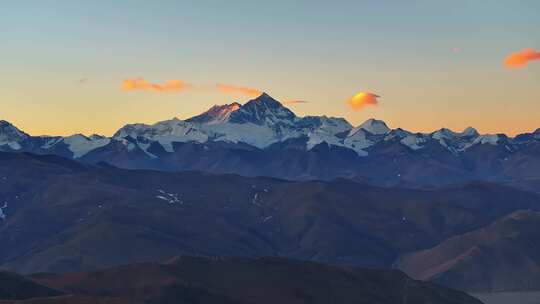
[398, 210, 540, 292]
[27, 256, 483, 304]
[1, 151, 540, 274]
[0, 272, 62, 300]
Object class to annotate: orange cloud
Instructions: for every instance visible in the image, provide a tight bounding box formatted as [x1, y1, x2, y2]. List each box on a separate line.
[122, 78, 192, 93]
[285, 100, 309, 104]
[347, 92, 380, 111]
[216, 83, 262, 98]
[504, 48, 540, 68]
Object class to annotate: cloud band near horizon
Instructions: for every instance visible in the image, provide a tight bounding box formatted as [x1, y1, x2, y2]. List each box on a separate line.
[122, 78, 192, 92]
[216, 83, 263, 98]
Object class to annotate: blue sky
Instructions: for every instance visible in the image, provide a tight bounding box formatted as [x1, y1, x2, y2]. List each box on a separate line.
[1, 1, 539, 136]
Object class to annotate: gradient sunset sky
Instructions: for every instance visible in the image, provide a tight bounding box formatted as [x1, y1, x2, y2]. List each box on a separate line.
[1, 1, 539, 136]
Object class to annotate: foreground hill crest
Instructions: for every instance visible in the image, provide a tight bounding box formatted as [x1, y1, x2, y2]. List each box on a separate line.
[0, 255, 482, 304]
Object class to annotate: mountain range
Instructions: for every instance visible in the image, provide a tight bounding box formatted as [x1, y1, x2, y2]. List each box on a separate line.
[2, 93, 540, 189]
[2, 93, 540, 298]
[1, 151, 540, 295]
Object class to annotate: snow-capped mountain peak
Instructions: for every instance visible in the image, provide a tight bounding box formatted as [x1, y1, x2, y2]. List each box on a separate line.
[62, 134, 111, 158]
[384, 128, 412, 140]
[0, 120, 28, 141]
[430, 127, 481, 152]
[228, 93, 296, 126]
[0, 120, 28, 150]
[2, 94, 536, 162]
[461, 127, 479, 137]
[432, 128, 459, 140]
[358, 119, 390, 135]
[187, 102, 241, 124]
[432, 127, 477, 139]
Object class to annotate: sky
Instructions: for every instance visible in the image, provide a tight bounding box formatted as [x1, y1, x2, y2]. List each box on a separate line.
[1, 0, 539, 136]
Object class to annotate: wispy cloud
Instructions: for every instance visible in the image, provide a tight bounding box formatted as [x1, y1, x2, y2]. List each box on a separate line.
[504, 48, 540, 68]
[347, 91, 380, 111]
[284, 100, 309, 104]
[122, 78, 192, 93]
[216, 83, 262, 98]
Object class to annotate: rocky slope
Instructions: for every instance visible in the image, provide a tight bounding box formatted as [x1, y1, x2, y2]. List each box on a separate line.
[398, 210, 540, 292]
[1, 152, 539, 276]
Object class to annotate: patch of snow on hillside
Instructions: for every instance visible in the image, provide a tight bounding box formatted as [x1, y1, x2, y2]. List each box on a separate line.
[401, 135, 426, 150]
[432, 128, 458, 140]
[115, 119, 209, 152]
[204, 122, 287, 148]
[252, 193, 260, 206]
[461, 127, 479, 137]
[156, 189, 182, 204]
[41, 137, 63, 149]
[64, 134, 111, 158]
[0, 202, 7, 220]
[306, 117, 352, 150]
[7, 142, 22, 150]
[343, 127, 373, 156]
[472, 134, 499, 146]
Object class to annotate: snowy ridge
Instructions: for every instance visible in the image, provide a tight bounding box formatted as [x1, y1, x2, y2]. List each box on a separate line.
[343, 128, 373, 155]
[1, 93, 539, 158]
[359, 119, 390, 135]
[400, 135, 426, 150]
[63, 134, 111, 158]
[304, 116, 352, 150]
[0, 120, 29, 150]
[187, 102, 241, 124]
[114, 119, 209, 152]
[108, 94, 535, 156]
